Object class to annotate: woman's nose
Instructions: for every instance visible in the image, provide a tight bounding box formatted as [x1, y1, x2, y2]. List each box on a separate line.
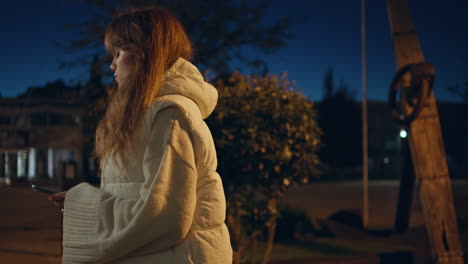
[110, 61, 116, 71]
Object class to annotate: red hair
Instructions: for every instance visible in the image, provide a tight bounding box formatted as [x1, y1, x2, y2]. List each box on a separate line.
[96, 7, 192, 169]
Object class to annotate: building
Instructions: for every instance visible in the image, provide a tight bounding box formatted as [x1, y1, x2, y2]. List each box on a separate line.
[0, 80, 87, 188]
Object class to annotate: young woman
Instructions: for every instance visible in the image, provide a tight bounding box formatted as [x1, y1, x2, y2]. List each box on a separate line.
[49, 7, 232, 263]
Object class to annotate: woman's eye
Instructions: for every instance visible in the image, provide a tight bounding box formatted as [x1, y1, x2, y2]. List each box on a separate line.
[113, 50, 121, 59]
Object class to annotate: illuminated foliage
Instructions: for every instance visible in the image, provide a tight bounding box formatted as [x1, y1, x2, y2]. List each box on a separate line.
[207, 72, 321, 197]
[206, 73, 321, 263]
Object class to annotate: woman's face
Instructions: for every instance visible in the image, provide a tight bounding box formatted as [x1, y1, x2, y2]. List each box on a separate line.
[109, 48, 137, 86]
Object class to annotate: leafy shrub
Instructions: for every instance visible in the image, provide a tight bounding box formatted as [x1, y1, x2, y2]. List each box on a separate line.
[206, 72, 322, 263]
[207, 72, 321, 197]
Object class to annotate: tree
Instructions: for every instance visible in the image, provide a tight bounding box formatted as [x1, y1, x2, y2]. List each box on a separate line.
[317, 68, 362, 177]
[81, 55, 108, 185]
[62, 0, 295, 168]
[62, 0, 294, 75]
[206, 72, 321, 263]
[323, 67, 334, 99]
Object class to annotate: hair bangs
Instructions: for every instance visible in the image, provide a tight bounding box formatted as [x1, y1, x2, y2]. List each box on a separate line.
[104, 24, 124, 55]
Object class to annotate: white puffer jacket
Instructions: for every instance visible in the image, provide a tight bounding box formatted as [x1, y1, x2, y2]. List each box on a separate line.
[62, 58, 233, 263]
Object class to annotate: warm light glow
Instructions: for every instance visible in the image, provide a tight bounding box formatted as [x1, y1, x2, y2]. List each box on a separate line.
[399, 129, 407, 138]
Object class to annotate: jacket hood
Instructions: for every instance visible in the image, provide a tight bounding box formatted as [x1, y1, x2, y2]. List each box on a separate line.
[159, 58, 218, 119]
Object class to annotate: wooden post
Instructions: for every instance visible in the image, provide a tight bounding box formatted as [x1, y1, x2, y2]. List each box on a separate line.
[386, 0, 464, 263]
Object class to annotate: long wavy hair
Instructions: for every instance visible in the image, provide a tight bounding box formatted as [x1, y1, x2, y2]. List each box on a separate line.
[95, 7, 193, 169]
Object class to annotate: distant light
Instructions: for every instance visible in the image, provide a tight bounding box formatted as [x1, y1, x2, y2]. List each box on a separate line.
[4, 152, 9, 178]
[383, 157, 390, 164]
[28, 148, 36, 179]
[399, 129, 408, 139]
[17, 150, 26, 178]
[48, 148, 54, 179]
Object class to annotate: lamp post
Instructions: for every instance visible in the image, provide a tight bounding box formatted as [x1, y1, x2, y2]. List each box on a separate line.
[361, 0, 369, 229]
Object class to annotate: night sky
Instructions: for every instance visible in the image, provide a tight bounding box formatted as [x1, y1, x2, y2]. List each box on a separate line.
[1, 0, 468, 102]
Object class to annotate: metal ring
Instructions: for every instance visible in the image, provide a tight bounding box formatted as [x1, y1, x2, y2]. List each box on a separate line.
[388, 63, 434, 126]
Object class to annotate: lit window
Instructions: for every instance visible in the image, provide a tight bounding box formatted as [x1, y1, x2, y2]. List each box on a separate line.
[48, 148, 54, 179]
[17, 150, 26, 178]
[4, 152, 9, 178]
[28, 148, 36, 179]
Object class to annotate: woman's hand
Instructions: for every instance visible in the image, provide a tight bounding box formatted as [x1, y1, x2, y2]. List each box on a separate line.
[48, 192, 67, 210]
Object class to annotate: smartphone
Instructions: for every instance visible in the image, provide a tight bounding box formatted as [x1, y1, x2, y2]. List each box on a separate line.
[31, 184, 57, 194]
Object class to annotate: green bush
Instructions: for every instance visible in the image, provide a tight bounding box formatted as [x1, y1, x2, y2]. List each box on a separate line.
[207, 72, 321, 196]
[206, 72, 322, 263]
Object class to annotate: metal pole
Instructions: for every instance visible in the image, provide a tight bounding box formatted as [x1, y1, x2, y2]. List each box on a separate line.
[361, 0, 369, 228]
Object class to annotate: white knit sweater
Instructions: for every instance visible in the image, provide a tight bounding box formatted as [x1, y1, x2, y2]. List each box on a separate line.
[62, 58, 233, 263]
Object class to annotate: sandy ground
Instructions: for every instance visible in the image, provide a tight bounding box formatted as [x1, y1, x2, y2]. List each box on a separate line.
[1, 180, 467, 263]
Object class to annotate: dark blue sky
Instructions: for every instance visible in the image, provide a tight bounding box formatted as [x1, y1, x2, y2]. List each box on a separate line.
[2, 0, 468, 102]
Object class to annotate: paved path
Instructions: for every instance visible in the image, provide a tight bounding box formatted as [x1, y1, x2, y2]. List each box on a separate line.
[283, 180, 468, 229]
[0, 185, 62, 264]
[1, 180, 467, 263]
